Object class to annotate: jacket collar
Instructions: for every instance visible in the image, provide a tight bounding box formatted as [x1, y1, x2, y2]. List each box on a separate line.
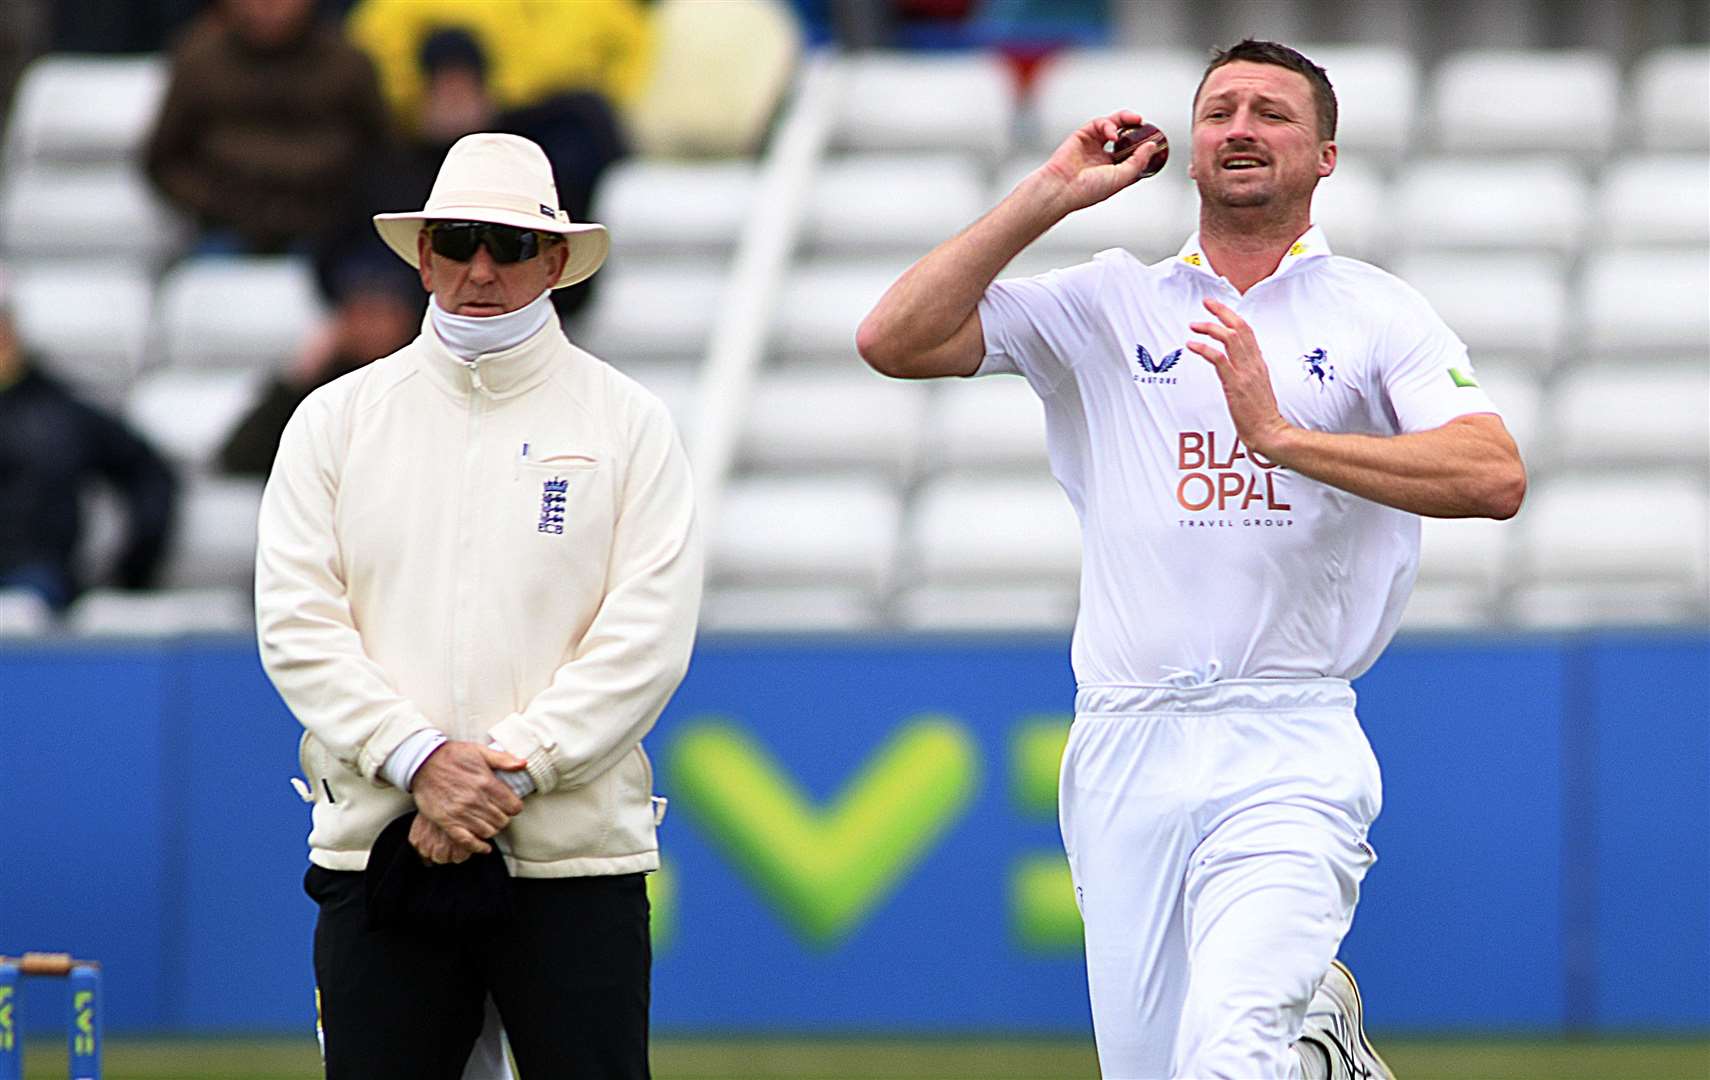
[415, 312, 564, 400]
[1170, 224, 1332, 289]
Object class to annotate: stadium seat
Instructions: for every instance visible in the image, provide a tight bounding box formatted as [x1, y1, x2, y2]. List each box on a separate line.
[1509, 471, 1709, 628]
[155, 257, 325, 371]
[1549, 363, 1710, 473]
[1292, 45, 1419, 163]
[125, 368, 268, 471]
[908, 476, 1080, 587]
[805, 153, 986, 256]
[928, 373, 1051, 476]
[833, 51, 1015, 161]
[0, 588, 55, 636]
[1470, 365, 1543, 467]
[611, 360, 699, 438]
[1579, 250, 1710, 356]
[711, 475, 901, 595]
[572, 259, 727, 363]
[1594, 155, 1710, 247]
[1426, 49, 1619, 153]
[1402, 516, 1512, 632]
[1631, 46, 1710, 152]
[738, 369, 928, 479]
[0, 163, 186, 267]
[701, 585, 881, 631]
[1029, 48, 1205, 155]
[2, 54, 168, 168]
[994, 156, 1195, 263]
[896, 583, 1077, 632]
[10, 262, 154, 405]
[1308, 158, 1390, 263]
[1395, 158, 1588, 254]
[1390, 253, 1568, 371]
[157, 477, 265, 591]
[592, 159, 758, 256]
[66, 587, 252, 637]
[769, 258, 908, 365]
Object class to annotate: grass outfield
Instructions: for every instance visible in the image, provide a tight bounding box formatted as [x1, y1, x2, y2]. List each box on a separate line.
[15, 1036, 1710, 1078]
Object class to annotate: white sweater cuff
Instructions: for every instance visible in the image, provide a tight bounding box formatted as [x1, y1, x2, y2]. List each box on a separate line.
[380, 729, 448, 791]
[489, 737, 537, 798]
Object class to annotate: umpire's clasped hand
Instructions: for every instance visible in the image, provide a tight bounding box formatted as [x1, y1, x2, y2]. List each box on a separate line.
[409, 741, 529, 863]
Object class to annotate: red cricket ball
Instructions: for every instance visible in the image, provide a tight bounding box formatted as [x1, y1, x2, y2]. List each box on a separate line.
[1111, 123, 1168, 178]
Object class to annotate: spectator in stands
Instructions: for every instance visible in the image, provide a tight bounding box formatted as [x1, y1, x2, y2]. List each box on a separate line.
[318, 27, 626, 319]
[218, 273, 422, 478]
[0, 295, 176, 612]
[346, 0, 654, 126]
[143, 0, 389, 255]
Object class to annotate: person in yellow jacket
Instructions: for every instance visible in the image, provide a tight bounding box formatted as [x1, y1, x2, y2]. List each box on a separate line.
[347, 0, 655, 133]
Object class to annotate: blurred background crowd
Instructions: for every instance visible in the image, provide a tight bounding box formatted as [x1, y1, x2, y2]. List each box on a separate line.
[0, 0, 1705, 638]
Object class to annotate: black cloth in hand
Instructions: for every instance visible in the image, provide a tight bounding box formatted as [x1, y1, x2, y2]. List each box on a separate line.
[364, 812, 514, 933]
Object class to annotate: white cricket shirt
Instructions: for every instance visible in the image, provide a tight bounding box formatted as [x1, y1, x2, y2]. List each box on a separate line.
[977, 226, 1500, 684]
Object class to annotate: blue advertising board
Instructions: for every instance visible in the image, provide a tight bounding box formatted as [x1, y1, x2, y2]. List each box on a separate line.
[0, 633, 1705, 1036]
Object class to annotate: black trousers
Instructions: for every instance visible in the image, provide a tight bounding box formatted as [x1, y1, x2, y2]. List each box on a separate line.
[305, 865, 651, 1079]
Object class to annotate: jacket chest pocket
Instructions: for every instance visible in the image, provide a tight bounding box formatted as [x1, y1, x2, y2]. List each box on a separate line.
[516, 454, 604, 541]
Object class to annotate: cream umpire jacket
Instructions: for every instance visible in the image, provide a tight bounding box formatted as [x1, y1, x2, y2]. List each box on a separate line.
[256, 314, 702, 877]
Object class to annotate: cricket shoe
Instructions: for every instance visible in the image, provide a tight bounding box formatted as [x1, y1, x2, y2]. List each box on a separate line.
[1298, 959, 1396, 1080]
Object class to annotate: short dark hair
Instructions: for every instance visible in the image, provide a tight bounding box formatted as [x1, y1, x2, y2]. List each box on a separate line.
[1194, 39, 1337, 141]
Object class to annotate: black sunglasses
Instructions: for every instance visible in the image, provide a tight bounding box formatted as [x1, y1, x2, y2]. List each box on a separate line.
[426, 221, 554, 264]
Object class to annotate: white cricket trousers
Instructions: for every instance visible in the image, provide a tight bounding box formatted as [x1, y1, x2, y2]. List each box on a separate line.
[1060, 678, 1381, 1080]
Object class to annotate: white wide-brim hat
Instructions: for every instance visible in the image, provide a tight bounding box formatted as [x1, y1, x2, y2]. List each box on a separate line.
[373, 132, 609, 289]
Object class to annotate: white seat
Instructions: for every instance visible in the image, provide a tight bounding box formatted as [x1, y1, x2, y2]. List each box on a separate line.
[835, 52, 1015, 160]
[1, 164, 186, 265]
[1294, 45, 1419, 163]
[909, 476, 1080, 586]
[1579, 250, 1710, 355]
[806, 154, 986, 256]
[3, 54, 168, 167]
[1471, 365, 1544, 466]
[1390, 253, 1567, 370]
[125, 368, 269, 471]
[158, 477, 265, 590]
[1427, 50, 1619, 153]
[10, 262, 154, 402]
[1550, 364, 1710, 472]
[1395, 158, 1588, 254]
[156, 257, 325, 371]
[929, 373, 1049, 475]
[67, 587, 252, 637]
[1405, 496, 1513, 630]
[0, 588, 55, 636]
[1030, 48, 1205, 156]
[1509, 472, 1709, 628]
[1595, 155, 1710, 247]
[573, 260, 726, 363]
[739, 369, 927, 478]
[592, 159, 758, 256]
[700, 586, 880, 632]
[711, 475, 901, 594]
[1309, 159, 1389, 263]
[994, 156, 1194, 263]
[1632, 47, 1710, 152]
[769, 258, 908, 364]
[896, 583, 1077, 632]
[611, 361, 698, 438]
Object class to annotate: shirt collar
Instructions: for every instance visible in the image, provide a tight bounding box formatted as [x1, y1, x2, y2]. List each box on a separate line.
[1171, 224, 1333, 287]
[416, 310, 561, 400]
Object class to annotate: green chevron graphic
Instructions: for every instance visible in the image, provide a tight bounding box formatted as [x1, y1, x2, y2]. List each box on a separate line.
[667, 716, 979, 947]
[1011, 714, 1082, 952]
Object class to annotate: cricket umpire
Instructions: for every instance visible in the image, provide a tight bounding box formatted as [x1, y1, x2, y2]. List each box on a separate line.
[858, 40, 1525, 1080]
[256, 132, 702, 1078]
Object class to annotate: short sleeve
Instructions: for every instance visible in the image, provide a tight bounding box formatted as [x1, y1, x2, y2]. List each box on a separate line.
[1378, 283, 1502, 433]
[976, 259, 1109, 396]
